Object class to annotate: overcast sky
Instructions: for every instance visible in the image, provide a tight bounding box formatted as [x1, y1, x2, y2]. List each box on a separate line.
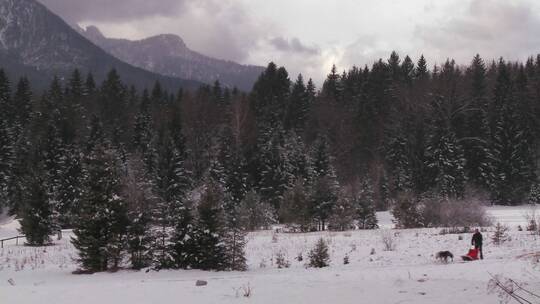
[38, 0, 540, 84]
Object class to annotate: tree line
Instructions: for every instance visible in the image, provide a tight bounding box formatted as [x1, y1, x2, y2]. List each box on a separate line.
[0, 51, 539, 271]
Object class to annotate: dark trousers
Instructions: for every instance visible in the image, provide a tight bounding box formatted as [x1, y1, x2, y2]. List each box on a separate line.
[475, 245, 483, 259]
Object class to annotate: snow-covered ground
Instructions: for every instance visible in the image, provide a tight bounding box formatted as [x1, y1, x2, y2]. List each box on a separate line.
[1, 207, 539, 304]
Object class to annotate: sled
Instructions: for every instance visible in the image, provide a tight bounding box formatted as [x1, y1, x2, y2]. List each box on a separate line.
[461, 247, 479, 261]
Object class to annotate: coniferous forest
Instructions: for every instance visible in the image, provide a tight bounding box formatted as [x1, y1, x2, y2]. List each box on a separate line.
[0, 52, 539, 272]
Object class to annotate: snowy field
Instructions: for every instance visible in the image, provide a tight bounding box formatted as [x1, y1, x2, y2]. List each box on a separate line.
[1, 207, 539, 304]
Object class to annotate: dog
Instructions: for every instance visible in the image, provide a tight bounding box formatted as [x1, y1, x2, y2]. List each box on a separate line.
[435, 251, 454, 263]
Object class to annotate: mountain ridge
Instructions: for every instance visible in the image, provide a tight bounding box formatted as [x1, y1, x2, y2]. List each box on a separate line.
[79, 25, 264, 91]
[0, 0, 202, 91]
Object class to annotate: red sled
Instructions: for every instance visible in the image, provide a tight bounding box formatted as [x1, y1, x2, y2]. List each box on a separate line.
[461, 248, 479, 261]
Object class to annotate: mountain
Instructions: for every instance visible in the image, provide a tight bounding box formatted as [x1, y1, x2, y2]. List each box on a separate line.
[0, 0, 202, 91]
[80, 26, 264, 91]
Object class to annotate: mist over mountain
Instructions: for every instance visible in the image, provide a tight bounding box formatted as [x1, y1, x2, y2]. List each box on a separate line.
[78, 25, 264, 91]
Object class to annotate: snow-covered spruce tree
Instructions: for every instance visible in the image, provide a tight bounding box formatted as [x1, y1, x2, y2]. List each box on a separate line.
[216, 126, 250, 206]
[159, 140, 196, 269]
[222, 200, 248, 271]
[192, 180, 228, 271]
[463, 55, 491, 188]
[5, 129, 32, 215]
[257, 130, 295, 212]
[385, 133, 413, 193]
[284, 131, 312, 185]
[308, 238, 330, 268]
[487, 60, 536, 205]
[19, 169, 54, 246]
[121, 156, 154, 270]
[529, 183, 540, 205]
[310, 135, 339, 231]
[310, 174, 339, 231]
[72, 121, 129, 272]
[13, 77, 32, 128]
[492, 222, 509, 245]
[391, 192, 423, 228]
[132, 89, 158, 175]
[488, 103, 535, 205]
[0, 116, 15, 211]
[285, 74, 311, 133]
[425, 98, 467, 199]
[41, 119, 67, 232]
[169, 197, 197, 269]
[56, 146, 83, 228]
[354, 179, 379, 230]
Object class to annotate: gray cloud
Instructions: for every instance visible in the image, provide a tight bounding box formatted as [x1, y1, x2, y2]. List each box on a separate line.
[38, 0, 185, 23]
[414, 0, 540, 63]
[269, 37, 320, 55]
[38, 0, 270, 63]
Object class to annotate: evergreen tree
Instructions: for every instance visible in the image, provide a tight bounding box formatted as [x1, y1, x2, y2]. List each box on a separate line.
[13, 77, 32, 126]
[223, 205, 248, 271]
[239, 190, 275, 230]
[309, 135, 339, 230]
[354, 179, 379, 229]
[122, 156, 154, 270]
[100, 69, 127, 125]
[257, 131, 294, 211]
[426, 98, 467, 198]
[488, 60, 536, 204]
[280, 181, 311, 231]
[286, 74, 310, 132]
[251, 62, 291, 133]
[155, 134, 194, 269]
[0, 70, 13, 122]
[308, 238, 330, 268]
[193, 181, 228, 271]
[401, 55, 415, 84]
[133, 90, 157, 175]
[391, 192, 423, 228]
[388, 51, 402, 81]
[57, 146, 83, 228]
[72, 120, 129, 272]
[489, 104, 535, 204]
[19, 170, 54, 246]
[385, 132, 413, 193]
[415, 55, 428, 79]
[322, 65, 343, 101]
[464, 54, 491, 187]
[327, 195, 355, 231]
[169, 196, 197, 269]
[0, 117, 15, 210]
[41, 120, 66, 230]
[85, 73, 96, 95]
[529, 183, 540, 205]
[284, 131, 312, 184]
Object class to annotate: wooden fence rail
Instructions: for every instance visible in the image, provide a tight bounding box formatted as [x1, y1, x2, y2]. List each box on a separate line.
[0, 235, 24, 248]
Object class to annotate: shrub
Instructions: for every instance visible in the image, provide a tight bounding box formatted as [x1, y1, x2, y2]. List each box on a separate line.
[524, 205, 539, 235]
[327, 196, 355, 231]
[380, 229, 397, 251]
[275, 251, 290, 269]
[391, 192, 423, 228]
[421, 196, 491, 228]
[279, 182, 312, 232]
[239, 191, 276, 231]
[308, 238, 330, 268]
[492, 223, 509, 245]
